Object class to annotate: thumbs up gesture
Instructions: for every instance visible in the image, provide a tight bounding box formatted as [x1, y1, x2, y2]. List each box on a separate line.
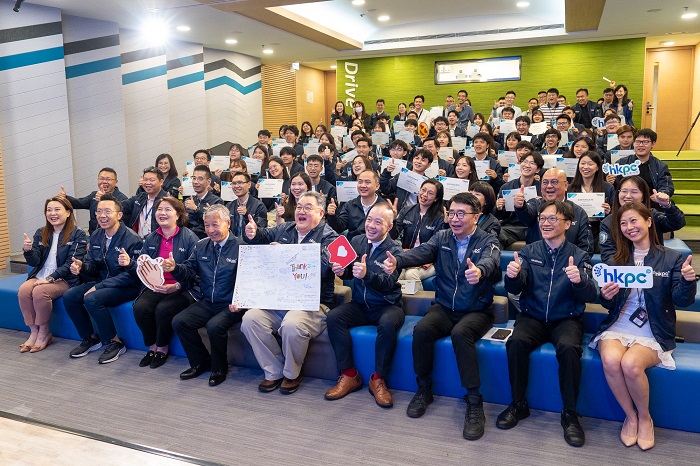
[70, 256, 82, 275]
[681, 255, 695, 282]
[352, 254, 368, 279]
[117, 247, 131, 267]
[327, 198, 337, 216]
[162, 252, 176, 273]
[651, 189, 670, 208]
[22, 233, 33, 252]
[275, 201, 285, 218]
[391, 198, 399, 216]
[245, 214, 258, 240]
[513, 185, 526, 209]
[57, 186, 67, 198]
[506, 251, 521, 278]
[464, 257, 482, 284]
[382, 250, 397, 275]
[565, 256, 581, 284]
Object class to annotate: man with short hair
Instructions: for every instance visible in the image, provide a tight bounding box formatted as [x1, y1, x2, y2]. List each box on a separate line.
[60, 168, 128, 234]
[447, 110, 468, 137]
[186, 149, 222, 194]
[305, 154, 337, 205]
[572, 88, 601, 129]
[537, 91, 547, 107]
[242, 191, 339, 394]
[121, 167, 166, 238]
[284, 125, 305, 156]
[422, 137, 456, 178]
[370, 98, 391, 128]
[326, 202, 404, 407]
[64, 194, 143, 364]
[252, 129, 272, 155]
[226, 171, 267, 237]
[444, 95, 455, 116]
[327, 169, 384, 240]
[380, 148, 432, 212]
[279, 146, 304, 177]
[184, 165, 224, 239]
[413, 94, 431, 125]
[616, 128, 674, 200]
[383, 192, 501, 441]
[596, 114, 622, 155]
[447, 90, 475, 127]
[524, 98, 539, 119]
[539, 88, 565, 121]
[499, 200, 597, 447]
[561, 107, 585, 135]
[601, 87, 615, 113]
[492, 91, 522, 121]
[554, 114, 576, 142]
[168, 204, 242, 387]
[540, 128, 565, 155]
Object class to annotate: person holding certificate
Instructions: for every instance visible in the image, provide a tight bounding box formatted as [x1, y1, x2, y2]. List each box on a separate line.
[279, 146, 304, 178]
[328, 169, 384, 240]
[615, 129, 674, 205]
[326, 202, 405, 407]
[469, 182, 500, 238]
[226, 172, 268, 238]
[259, 157, 290, 212]
[422, 137, 455, 178]
[472, 132, 505, 193]
[592, 202, 696, 451]
[136, 154, 181, 198]
[277, 172, 311, 224]
[383, 193, 501, 441]
[242, 191, 339, 394]
[454, 155, 479, 185]
[183, 165, 224, 239]
[380, 149, 433, 212]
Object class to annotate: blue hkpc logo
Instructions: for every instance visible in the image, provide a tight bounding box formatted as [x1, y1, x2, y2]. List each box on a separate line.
[592, 263, 654, 288]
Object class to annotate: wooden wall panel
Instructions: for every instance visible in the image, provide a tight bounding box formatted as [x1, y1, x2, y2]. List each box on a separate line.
[262, 64, 297, 135]
[0, 142, 10, 269]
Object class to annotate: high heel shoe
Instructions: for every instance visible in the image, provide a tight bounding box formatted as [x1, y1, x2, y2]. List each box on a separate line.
[29, 333, 53, 353]
[637, 419, 654, 451]
[620, 417, 637, 447]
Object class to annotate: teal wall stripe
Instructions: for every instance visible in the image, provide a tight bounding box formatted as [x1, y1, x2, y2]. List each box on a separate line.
[167, 71, 204, 89]
[65, 56, 121, 79]
[122, 64, 167, 85]
[0, 46, 64, 71]
[204, 76, 261, 94]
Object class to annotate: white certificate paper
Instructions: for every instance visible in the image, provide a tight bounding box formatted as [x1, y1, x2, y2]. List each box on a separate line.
[567, 192, 605, 218]
[397, 168, 427, 194]
[437, 176, 469, 199]
[381, 156, 408, 177]
[331, 126, 348, 139]
[336, 181, 359, 202]
[607, 133, 619, 149]
[371, 131, 390, 146]
[499, 119, 516, 135]
[272, 143, 292, 157]
[529, 122, 547, 135]
[542, 154, 558, 169]
[209, 156, 230, 172]
[502, 185, 538, 211]
[395, 130, 415, 145]
[466, 124, 480, 138]
[257, 178, 284, 199]
[181, 177, 195, 196]
[341, 149, 358, 163]
[557, 157, 579, 178]
[233, 243, 321, 311]
[497, 151, 518, 167]
[452, 137, 467, 151]
[342, 134, 355, 149]
[508, 163, 521, 179]
[304, 142, 320, 156]
[438, 147, 454, 161]
[241, 156, 262, 175]
[610, 150, 634, 165]
[474, 160, 491, 180]
[220, 181, 235, 201]
[393, 120, 405, 132]
[424, 160, 439, 179]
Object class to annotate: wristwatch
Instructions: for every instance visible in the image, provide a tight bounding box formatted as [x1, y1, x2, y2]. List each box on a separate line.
[46, 276, 55, 283]
[174, 283, 181, 290]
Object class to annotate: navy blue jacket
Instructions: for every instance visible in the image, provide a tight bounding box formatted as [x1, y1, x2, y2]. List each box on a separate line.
[393, 204, 444, 249]
[395, 228, 501, 313]
[505, 239, 597, 322]
[134, 226, 199, 292]
[336, 234, 403, 309]
[121, 190, 168, 234]
[172, 235, 239, 304]
[226, 195, 268, 237]
[25, 228, 88, 287]
[495, 178, 542, 226]
[245, 221, 339, 308]
[137, 176, 181, 198]
[185, 191, 224, 239]
[515, 197, 594, 255]
[478, 213, 501, 238]
[475, 155, 504, 193]
[598, 246, 696, 351]
[380, 169, 425, 213]
[81, 224, 143, 289]
[66, 187, 129, 234]
[311, 178, 337, 207]
[616, 153, 674, 197]
[572, 101, 602, 128]
[327, 194, 385, 241]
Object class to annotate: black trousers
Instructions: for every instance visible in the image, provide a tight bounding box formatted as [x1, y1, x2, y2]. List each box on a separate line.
[505, 313, 584, 412]
[326, 301, 405, 377]
[499, 225, 527, 249]
[133, 289, 195, 347]
[412, 303, 493, 390]
[172, 301, 244, 373]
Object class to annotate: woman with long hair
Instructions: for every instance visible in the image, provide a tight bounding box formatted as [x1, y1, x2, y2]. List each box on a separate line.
[330, 101, 351, 127]
[299, 121, 314, 144]
[277, 172, 311, 224]
[259, 157, 291, 212]
[352, 100, 372, 130]
[394, 102, 408, 122]
[138, 154, 180, 198]
[564, 137, 596, 159]
[611, 83, 634, 127]
[469, 181, 500, 238]
[18, 197, 87, 352]
[454, 154, 479, 185]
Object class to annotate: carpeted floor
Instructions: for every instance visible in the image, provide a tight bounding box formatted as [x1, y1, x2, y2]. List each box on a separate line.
[1, 329, 699, 465]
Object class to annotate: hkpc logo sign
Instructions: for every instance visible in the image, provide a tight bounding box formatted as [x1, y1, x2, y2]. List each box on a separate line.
[602, 160, 641, 178]
[592, 263, 654, 288]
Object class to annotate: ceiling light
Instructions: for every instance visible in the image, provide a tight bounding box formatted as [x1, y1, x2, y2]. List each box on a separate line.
[660, 41, 675, 46]
[225, 39, 238, 44]
[141, 18, 169, 46]
[516, 1, 530, 7]
[681, 12, 697, 19]
[176, 25, 190, 32]
[263, 49, 273, 54]
[330, 65, 337, 69]
[352, 0, 365, 5]
[378, 15, 390, 21]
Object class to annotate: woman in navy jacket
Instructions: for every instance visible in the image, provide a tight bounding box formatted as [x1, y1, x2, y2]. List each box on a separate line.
[593, 202, 696, 450]
[18, 197, 87, 352]
[128, 197, 199, 369]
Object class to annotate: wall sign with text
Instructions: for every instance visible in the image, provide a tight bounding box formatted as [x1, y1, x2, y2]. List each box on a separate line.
[434, 56, 522, 84]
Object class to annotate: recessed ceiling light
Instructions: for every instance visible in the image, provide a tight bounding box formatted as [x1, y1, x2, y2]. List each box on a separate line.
[147, 8, 160, 12]
[681, 12, 697, 19]
[330, 65, 337, 69]
[225, 39, 238, 44]
[378, 15, 390, 21]
[176, 25, 190, 32]
[263, 49, 273, 54]
[660, 41, 675, 46]
[352, 0, 365, 5]
[516, 2, 530, 7]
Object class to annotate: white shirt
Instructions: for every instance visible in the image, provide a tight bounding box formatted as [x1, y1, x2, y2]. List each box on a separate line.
[36, 233, 60, 280]
[139, 198, 155, 238]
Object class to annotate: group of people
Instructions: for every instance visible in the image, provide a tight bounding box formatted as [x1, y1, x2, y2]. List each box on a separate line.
[15, 83, 695, 452]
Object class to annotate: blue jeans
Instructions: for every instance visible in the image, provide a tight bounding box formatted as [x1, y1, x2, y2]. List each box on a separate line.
[63, 282, 140, 344]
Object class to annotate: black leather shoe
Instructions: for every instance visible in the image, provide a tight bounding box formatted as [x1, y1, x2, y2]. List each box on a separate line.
[149, 351, 168, 369]
[179, 360, 211, 380]
[209, 370, 228, 387]
[139, 350, 156, 367]
[496, 400, 530, 429]
[463, 394, 486, 440]
[406, 386, 434, 418]
[561, 409, 585, 447]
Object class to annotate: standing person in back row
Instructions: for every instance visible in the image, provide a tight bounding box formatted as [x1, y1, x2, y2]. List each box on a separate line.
[615, 129, 674, 205]
[121, 166, 167, 238]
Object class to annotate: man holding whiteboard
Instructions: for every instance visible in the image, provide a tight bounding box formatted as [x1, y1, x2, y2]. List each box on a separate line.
[242, 191, 339, 394]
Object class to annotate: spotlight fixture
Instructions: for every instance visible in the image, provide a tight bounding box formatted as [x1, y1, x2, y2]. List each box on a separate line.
[660, 41, 675, 46]
[378, 15, 390, 21]
[176, 25, 190, 32]
[516, 1, 530, 7]
[352, 0, 365, 5]
[225, 39, 238, 44]
[263, 49, 274, 54]
[13, 0, 24, 12]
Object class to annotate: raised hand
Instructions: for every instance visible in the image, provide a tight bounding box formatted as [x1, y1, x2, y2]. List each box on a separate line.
[651, 189, 671, 208]
[245, 214, 257, 240]
[275, 202, 285, 218]
[464, 258, 482, 284]
[184, 198, 196, 211]
[70, 257, 82, 275]
[136, 255, 165, 290]
[681, 255, 695, 282]
[382, 250, 397, 275]
[162, 252, 176, 273]
[443, 206, 449, 223]
[496, 197, 506, 211]
[352, 254, 368, 279]
[387, 159, 395, 173]
[600, 281, 620, 300]
[513, 186, 526, 209]
[57, 186, 67, 198]
[94, 190, 105, 201]
[22, 233, 33, 252]
[117, 248, 130, 267]
[565, 256, 581, 284]
[327, 198, 337, 216]
[506, 251, 521, 279]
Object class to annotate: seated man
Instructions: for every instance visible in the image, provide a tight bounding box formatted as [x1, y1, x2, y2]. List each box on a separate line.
[499, 200, 597, 447]
[60, 167, 128, 234]
[305, 154, 337, 206]
[241, 191, 339, 394]
[616, 129, 674, 201]
[184, 165, 224, 239]
[383, 193, 501, 441]
[121, 166, 167, 238]
[167, 204, 242, 387]
[539, 128, 565, 155]
[380, 148, 432, 212]
[327, 169, 385, 240]
[325, 202, 404, 407]
[422, 137, 456, 178]
[226, 171, 267, 237]
[595, 114, 621, 156]
[182, 149, 222, 195]
[283, 124, 305, 157]
[64, 194, 143, 363]
[279, 146, 304, 177]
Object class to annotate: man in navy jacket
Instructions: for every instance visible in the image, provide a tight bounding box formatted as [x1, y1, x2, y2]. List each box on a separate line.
[183, 165, 224, 239]
[383, 192, 501, 441]
[121, 167, 167, 238]
[327, 169, 385, 240]
[499, 200, 597, 448]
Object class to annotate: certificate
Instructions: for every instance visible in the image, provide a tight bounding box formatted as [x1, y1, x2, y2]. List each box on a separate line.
[393, 120, 405, 132]
[438, 147, 455, 161]
[502, 185, 538, 211]
[610, 149, 634, 165]
[257, 178, 284, 198]
[181, 177, 195, 196]
[220, 181, 235, 201]
[233, 243, 321, 311]
[209, 156, 230, 172]
[557, 157, 579, 178]
[185, 161, 195, 176]
[381, 156, 407, 177]
[558, 131, 569, 147]
[499, 119, 516, 135]
[529, 122, 547, 135]
[371, 131, 390, 146]
[452, 137, 467, 151]
[474, 160, 491, 180]
[430, 106, 444, 119]
[521, 135, 532, 142]
[341, 149, 358, 163]
[567, 192, 605, 218]
[424, 160, 439, 178]
[466, 124, 480, 138]
[271, 138, 286, 144]
[342, 134, 355, 149]
[336, 181, 359, 202]
[437, 176, 469, 199]
[395, 130, 415, 145]
[304, 142, 320, 156]
[542, 154, 558, 169]
[497, 150, 518, 167]
[330, 125, 348, 139]
[508, 163, 521, 179]
[241, 156, 262, 175]
[397, 168, 427, 194]
[272, 143, 291, 157]
[463, 147, 476, 158]
[607, 133, 619, 149]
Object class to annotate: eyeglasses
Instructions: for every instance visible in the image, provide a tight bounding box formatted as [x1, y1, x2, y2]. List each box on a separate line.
[390, 147, 404, 152]
[619, 189, 641, 196]
[541, 179, 561, 186]
[98, 177, 115, 182]
[538, 215, 565, 224]
[634, 140, 652, 146]
[447, 211, 477, 219]
[295, 204, 318, 213]
[230, 181, 249, 185]
[96, 209, 116, 216]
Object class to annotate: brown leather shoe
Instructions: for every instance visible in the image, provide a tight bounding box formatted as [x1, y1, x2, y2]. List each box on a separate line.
[369, 377, 393, 408]
[325, 372, 363, 400]
[258, 377, 284, 392]
[280, 375, 303, 394]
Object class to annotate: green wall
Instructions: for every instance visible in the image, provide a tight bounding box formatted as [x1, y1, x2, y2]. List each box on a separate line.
[337, 38, 645, 118]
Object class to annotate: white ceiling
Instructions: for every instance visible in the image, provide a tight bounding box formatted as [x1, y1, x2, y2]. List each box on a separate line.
[21, 0, 700, 69]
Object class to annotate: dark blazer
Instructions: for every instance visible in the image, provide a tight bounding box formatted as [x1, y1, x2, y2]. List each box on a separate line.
[121, 190, 168, 235]
[66, 187, 129, 234]
[25, 228, 88, 287]
[80, 224, 143, 289]
[185, 191, 224, 239]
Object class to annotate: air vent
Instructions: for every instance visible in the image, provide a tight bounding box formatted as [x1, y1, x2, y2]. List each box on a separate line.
[365, 23, 565, 45]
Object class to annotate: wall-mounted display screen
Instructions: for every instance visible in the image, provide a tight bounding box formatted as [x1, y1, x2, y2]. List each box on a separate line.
[435, 56, 521, 84]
